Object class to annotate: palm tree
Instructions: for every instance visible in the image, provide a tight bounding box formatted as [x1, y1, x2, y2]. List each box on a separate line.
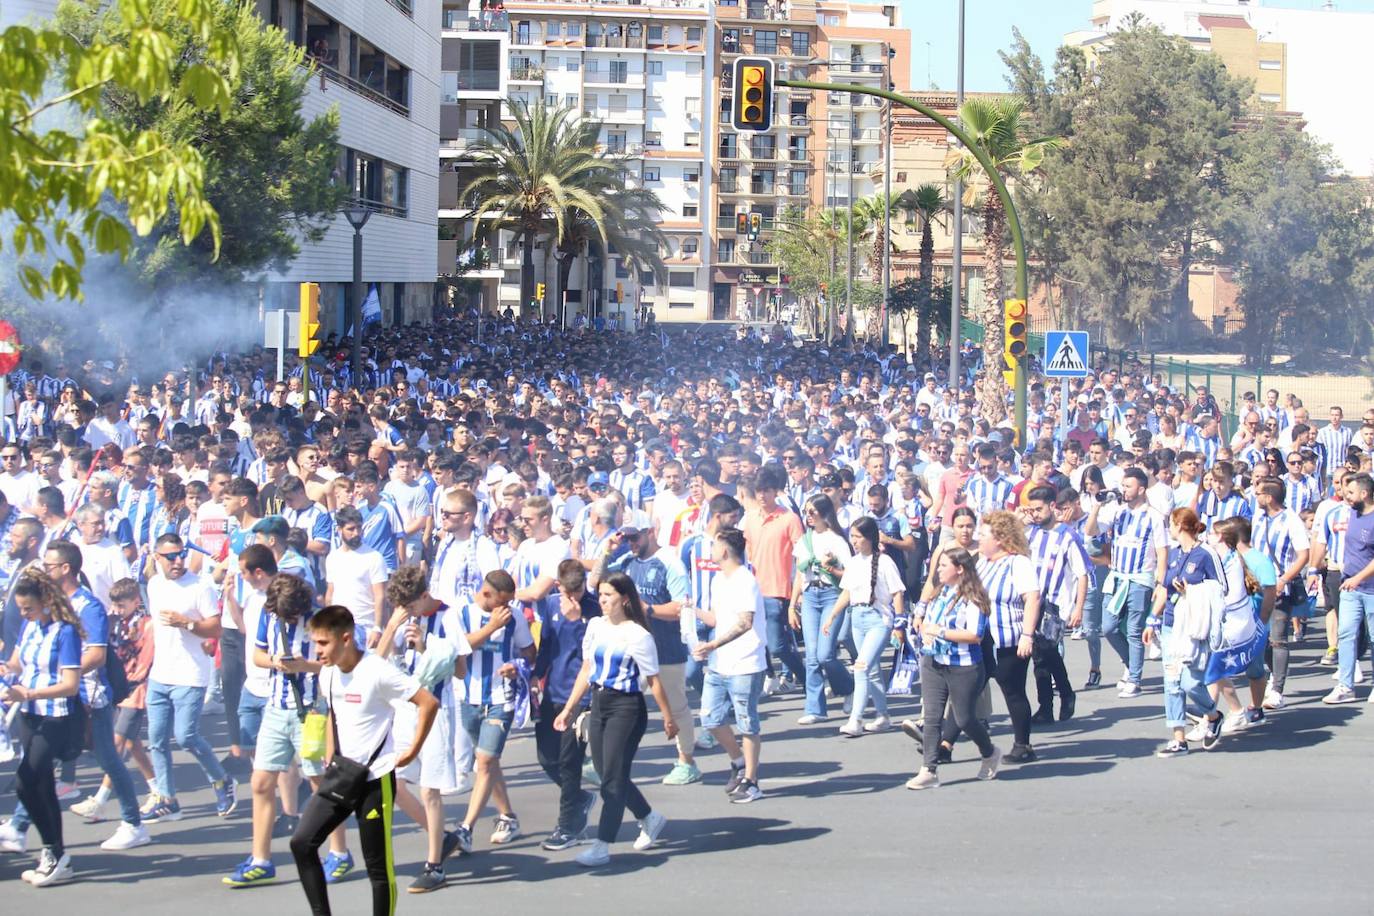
[853, 193, 900, 341]
[552, 183, 668, 325]
[946, 98, 1057, 420]
[898, 183, 949, 366]
[464, 101, 665, 321]
[819, 207, 871, 338]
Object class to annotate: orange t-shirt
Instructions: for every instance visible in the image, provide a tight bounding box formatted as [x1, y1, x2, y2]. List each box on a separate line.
[743, 504, 803, 599]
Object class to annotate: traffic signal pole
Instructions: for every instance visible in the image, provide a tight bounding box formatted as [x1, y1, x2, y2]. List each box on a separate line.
[777, 76, 1029, 445]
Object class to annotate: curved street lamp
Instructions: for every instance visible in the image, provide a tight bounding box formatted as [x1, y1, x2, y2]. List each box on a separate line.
[342, 205, 372, 385]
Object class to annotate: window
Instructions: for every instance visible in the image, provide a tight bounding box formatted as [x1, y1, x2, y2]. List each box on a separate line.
[751, 169, 775, 193]
[649, 60, 663, 76]
[683, 238, 698, 255]
[615, 261, 631, 279]
[682, 204, 698, 218]
[686, 26, 702, 42]
[789, 169, 807, 195]
[1258, 92, 1281, 103]
[788, 136, 807, 160]
[791, 32, 810, 56]
[608, 95, 628, 112]
[685, 96, 700, 116]
[684, 131, 700, 148]
[718, 238, 736, 262]
[1259, 59, 1282, 70]
[648, 24, 663, 41]
[586, 58, 599, 73]
[684, 166, 700, 183]
[568, 22, 582, 37]
[643, 166, 661, 182]
[749, 135, 776, 159]
[895, 171, 906, 182]
[669, 301, 693, 310]
[719, 133, 737, 157]
[719, 166, 737, 192]
[722, 28, 739, 52]
[609, 60, 627, 83]
[546, 93, 558, 106]
[640, 270, 655, 285]
[516, 21, 531, 43]
[566, 58, 580, 71]
[565, 93, 579, 107]
[719, 96, 732, 120]
[645, 130, 662, 147]
[346, 148, 408, 216]
[790, 99, 807, 117]
[584, 93, 597, 110]
[754, 30, 777, 54]
[669, 271, 696, 286]
[686, 60, 702, 76]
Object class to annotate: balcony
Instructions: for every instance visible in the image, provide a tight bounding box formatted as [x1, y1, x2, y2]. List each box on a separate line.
[827, 60, 886, 76]
[439, 171, 460, 209]
[509, 65, 544, 82]
[443, 9, 509, 31]
[742, 250, 775, 265]
[584, 72, 645, 89]
[584, 33, 647, 50]
[586, 108, 645, 125]
[439, 126, 492, 151]
[786, 148, 809, 161]
[598, 142, 645, 157]
[746, 183, 777, 195]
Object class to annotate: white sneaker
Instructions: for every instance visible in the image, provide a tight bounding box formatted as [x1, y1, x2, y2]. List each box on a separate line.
[100, 821, 151, 851]
[1185, 719, 1209, 743]
[1323, 686, 1358, 705]
[1220, 712, 1248, 735]
[1116, 671, 1133, 689]
[24, 848, 74, 886]
[1117, 683, 1142, 698]
[0, 819, 27, 854]
[1145, 641, 1163, 660]
[796, 714, 826, 725]
[762, 676, 781, 697]
[1263, 691, 1285, 710]
[1356, 666, 1367, 685]
[863, 715, 892, 733]
[575, 840, 611, 867]
[838, 720, 865, 738]
[632, 812, 666, 851]
[70, 795, 109, 822]
[53, 781, 80, 802]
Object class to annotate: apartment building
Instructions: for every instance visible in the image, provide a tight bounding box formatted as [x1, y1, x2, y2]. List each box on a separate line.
[1067, 0, 1374, 177]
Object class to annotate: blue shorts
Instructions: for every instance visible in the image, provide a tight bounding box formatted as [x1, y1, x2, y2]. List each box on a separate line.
[459, 702, 514, 757]
[254, 704, 324, 777]
[701, 670, 764, 736]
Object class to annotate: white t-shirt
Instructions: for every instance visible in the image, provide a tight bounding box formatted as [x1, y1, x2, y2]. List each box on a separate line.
[77, 537, 133, 608]
[0, 470, 40, 511]
[240, 583, 270, 698]
[319, 653, 420, 780]
[652, 488, 688, 549]
[706, 566, 767, 676]
[147, 571, 220, 687]
[839, 552, 906, 618]
[326, 546, 389, 630]
[792, 529, 850, 587]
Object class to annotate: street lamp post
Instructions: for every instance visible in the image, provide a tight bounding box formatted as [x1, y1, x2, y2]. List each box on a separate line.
[343, 205, 372, 386]
[949, 0, 965, 389]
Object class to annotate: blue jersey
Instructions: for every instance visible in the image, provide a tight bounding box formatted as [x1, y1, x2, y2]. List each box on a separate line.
[963, 474, 1013, 520]
[1197, 490, 1251, 530]
[607, 549, 689, 665]
[17, 618, 81, 717]
[1108, 505, 1167, 577]
[356, 498, 403, 571]
[69, 587, 110, 709]
[255, 608, 317, 710]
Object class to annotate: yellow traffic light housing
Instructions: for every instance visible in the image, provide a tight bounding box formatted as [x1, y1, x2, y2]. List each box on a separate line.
[298, 282, 321, 357]
[749, 213, 762, 239]
[732, 57, 774, 132]
[736, 212, 749, 234]
[536, 282, 546, 300]
[1003, 298, 1027, 387]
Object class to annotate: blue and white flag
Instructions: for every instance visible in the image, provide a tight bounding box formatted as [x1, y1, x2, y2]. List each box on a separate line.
[1203, 622, 1269, 685]
[361, 284, 383, 327]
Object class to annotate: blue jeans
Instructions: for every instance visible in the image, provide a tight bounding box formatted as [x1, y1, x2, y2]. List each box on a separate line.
[90, 703, 142, 826]
[763, 596, 806, 684]
[849, 605, 892, 719]
[146, 680, 227, 799]
[1337, 590, 1374, 689]
[1081, 568, 1105, 670]
[1162, 628, 1217, 728]
[800, 585, 852, 716]
[237, 689, 267, 749]
[1103, 581, 1151, 684]
[684, 622, 712, 696]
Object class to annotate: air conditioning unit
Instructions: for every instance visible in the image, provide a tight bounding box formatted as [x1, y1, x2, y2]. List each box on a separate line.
[742, 26, 753, 35]
[777, 63, 789, 75]
[780, 29, 791, 37]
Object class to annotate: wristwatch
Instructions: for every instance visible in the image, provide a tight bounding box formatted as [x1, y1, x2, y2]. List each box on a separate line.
[183, 619, 195, 631]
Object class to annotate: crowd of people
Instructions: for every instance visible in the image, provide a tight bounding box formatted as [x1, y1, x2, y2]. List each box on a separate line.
[1, 314, 1373, 908]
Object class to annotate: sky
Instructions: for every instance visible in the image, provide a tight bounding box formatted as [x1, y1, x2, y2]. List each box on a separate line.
[899, 0, 1374, 93]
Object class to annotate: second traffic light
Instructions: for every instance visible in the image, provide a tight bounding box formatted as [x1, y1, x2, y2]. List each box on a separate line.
[732, 57, 774, 132]
[298, 282, 321, 357]
[536, 282, 546, 300]
[748, 212, 761, 240]
[1003, 298, 1027, 387]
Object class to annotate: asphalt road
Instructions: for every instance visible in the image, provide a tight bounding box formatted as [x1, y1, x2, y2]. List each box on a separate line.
[2, 637, 1370, 915]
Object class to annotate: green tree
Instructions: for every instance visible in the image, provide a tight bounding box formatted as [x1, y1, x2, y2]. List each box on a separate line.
[1217, 116, 1374, 369]
[551, 184, 667, 324]
[465, 101, 665, 319]
[1046, 20, 1248, 345]
[58, 0, 344, 290]
[946, 96, 1057, 421]
[890, 276, 951, 354]
[897, 183, 948, 364]
[0, 0, 236, 300]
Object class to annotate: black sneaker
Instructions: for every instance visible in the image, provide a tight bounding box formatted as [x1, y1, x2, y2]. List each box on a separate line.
[1058, 694, 1076, 722]
[1083, 670, 1102, 689]
[440, 829, 461, 863]
[1030, 708, 1055, 724]
[407, 865, 445, 894]
[729, 778, 763, 804]
[935, 744, 953, 765]
[1155, 740, 1189, 758]
[1202, 714, 1223, 751]
[272, 814, 299, 839]
[724, 763, 745, 796]
[1004, 744, 1038, 763]
[541, 827, 582, 852]
[1245, 707, 1266, 727]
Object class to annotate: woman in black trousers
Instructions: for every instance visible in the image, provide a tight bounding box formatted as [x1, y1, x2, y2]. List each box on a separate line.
[556, 572, 678, 868]
[3, 571, 85, 887]
[975, 511, 1044, 763]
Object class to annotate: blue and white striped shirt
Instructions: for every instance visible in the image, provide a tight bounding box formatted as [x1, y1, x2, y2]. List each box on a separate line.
[963, 474, 1013, 520]
[924, 587, 987, 666]
[255, 609, 317, 710]
[1314, 499, 1351, 569]
[1108, 504, 1167, 578]
[1028, 524, 1089, 611]
[457, 599, 534, 707]
[1316, 424, 1354, 473]
[609, 468, 656, 512]
[1283, 474, 1321, 514]
[1197, 490, 1251, 530]
[1252, 507, 1311, 572]
[583, 616, 659, 693]
[17, 618, 81, 717]
[977, 553, 1037, 649]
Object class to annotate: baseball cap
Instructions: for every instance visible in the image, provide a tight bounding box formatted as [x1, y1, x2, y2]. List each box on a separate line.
[817, 472, 842, 489]
[250, 515, 290, 539]
[587, 471, 610, 490]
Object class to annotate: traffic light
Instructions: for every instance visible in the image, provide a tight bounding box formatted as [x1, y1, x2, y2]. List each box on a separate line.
[731, 57, 774, 132]
[749, 212, 762, 240]
[298, 282, 321, 357]
[616, 281, 624, 303]
[1003, 298, 1027, 387]
[736, 212, 749, 234]
[536, 282, 545, 300]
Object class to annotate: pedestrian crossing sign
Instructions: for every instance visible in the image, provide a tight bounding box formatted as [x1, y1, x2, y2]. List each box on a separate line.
[1044, 330, 1089, 378]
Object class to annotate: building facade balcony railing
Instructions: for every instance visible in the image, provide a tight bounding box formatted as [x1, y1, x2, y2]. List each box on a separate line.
[442, 10, 508, 31]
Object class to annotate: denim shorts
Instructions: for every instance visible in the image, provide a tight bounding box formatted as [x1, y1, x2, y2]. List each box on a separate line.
[701, 670, 764, 736]
[254, 704, 324, 777]
[460, 702, 515, 757]
[237, 690, 268, 749]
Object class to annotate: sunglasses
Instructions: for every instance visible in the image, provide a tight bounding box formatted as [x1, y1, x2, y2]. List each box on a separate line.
[157, 549, 190, 560]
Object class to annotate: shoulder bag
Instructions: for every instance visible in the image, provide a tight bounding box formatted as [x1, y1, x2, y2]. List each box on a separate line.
[316, 679, 388, 808]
